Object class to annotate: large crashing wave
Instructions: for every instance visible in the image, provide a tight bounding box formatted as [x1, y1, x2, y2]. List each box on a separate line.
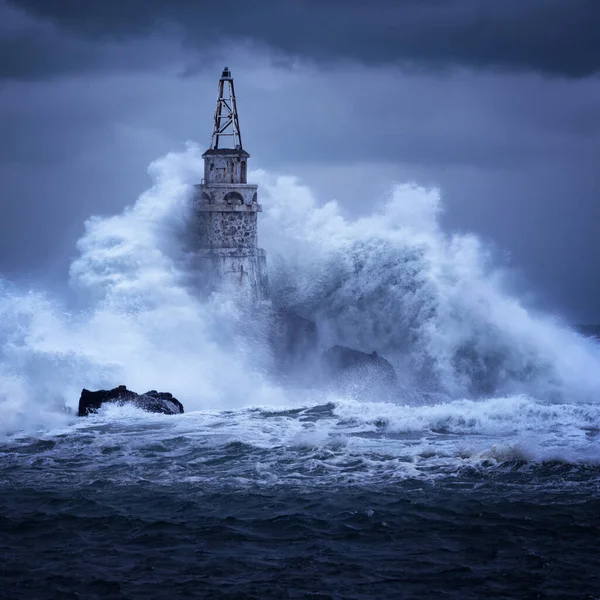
[0, 144, 598, 436]
[258, 172, 600, 402]
[0, 146, 280, 435]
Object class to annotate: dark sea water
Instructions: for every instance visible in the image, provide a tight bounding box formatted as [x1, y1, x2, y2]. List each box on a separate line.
[2, 403, 600, 600]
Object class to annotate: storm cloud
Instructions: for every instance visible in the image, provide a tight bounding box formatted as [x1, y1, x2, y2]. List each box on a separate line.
[0, 0, 599, 321]
[5, 0, 600, 78]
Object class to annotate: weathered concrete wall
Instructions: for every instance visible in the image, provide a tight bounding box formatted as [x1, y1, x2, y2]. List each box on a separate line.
[193, 149, 269, 301]
[195, 183, 257, 207]
[203, 151, 248, 184]
[189, 248, 269, 302]
[194, 209, 258, 249]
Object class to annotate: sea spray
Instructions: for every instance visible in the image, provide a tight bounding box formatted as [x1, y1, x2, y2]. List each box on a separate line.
[258, 171, 600, 402]
[0, 146, 280, 436]
[0, 144, 599, 439]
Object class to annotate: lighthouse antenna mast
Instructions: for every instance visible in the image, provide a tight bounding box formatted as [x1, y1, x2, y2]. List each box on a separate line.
[210, 66, 243, 150]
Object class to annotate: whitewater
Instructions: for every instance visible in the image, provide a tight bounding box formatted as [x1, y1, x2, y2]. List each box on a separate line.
[1, 145, 600, 599]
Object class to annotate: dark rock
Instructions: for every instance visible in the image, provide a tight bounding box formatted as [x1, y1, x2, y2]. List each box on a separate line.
[78, 385, 184, 417]
[322, 346, 398, 397]
[322, 345, 397, 387]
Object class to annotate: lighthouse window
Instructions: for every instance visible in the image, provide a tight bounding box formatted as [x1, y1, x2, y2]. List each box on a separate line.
[241, 160, 247, 183]
[210, 163, 214, 171]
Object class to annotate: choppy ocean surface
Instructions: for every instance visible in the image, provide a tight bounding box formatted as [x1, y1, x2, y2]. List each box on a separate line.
[2, 398, 600, 599]
[2, 147, 600, 598]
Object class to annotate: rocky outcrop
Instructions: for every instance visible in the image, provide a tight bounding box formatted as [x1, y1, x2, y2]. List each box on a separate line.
[78, 386, 184, 417]
[322, 346, 397, 385]
[321, 345, 398, 399]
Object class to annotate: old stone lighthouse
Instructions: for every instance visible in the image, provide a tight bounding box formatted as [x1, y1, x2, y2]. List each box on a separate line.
[191, 67, 269, 301]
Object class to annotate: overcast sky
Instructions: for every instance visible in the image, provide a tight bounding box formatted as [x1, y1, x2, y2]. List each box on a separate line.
[1, 0, 599, 322]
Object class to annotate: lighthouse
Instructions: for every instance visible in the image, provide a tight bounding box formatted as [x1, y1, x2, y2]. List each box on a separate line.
[190, 67, 269, 302]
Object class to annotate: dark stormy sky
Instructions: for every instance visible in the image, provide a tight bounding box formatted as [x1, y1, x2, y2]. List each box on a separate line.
[1, 0, 599, 322]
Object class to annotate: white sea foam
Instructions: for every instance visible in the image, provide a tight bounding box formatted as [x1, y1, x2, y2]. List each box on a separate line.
[11, 393, 597, 487]
[0, 144, 599, 465]
[257, 169, 600, 402]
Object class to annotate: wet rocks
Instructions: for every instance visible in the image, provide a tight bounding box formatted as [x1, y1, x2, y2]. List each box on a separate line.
[78, 386, 184, 417]
[321, 345, 398, 398]
[322, 346, 397, 384]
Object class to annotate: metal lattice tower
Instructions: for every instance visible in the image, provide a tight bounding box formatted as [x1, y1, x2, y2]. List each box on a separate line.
[209, 67, 243, 150]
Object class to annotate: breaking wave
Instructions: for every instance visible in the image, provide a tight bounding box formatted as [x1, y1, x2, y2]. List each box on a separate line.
[257, 168, 600, 403]
[0, 143, 599, 452]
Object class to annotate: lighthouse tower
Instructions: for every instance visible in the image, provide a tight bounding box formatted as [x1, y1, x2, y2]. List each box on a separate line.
[191, 67, 269, 301]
